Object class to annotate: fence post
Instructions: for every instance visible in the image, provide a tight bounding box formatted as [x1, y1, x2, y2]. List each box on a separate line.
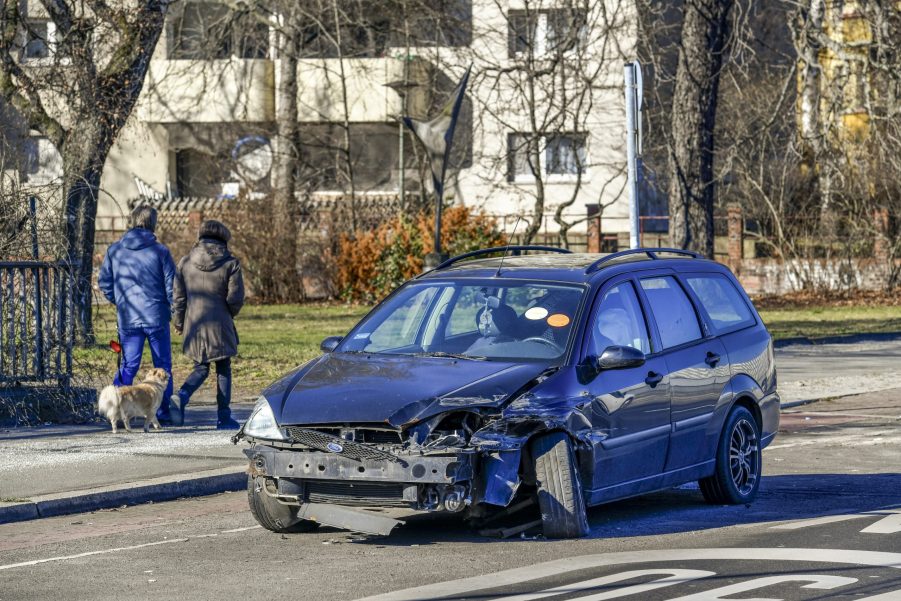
[873, 207, 889, 263]
[586, 204, 601, 253]
[187, 210, 204, 232]
[727, 204, 743, 263]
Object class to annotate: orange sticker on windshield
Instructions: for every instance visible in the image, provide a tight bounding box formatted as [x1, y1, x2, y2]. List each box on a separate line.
[547, 313, 571, 328]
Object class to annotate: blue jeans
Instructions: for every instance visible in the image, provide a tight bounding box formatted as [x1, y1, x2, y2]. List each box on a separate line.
[176, 358, 232, 422]
[114, 326, 174, 419]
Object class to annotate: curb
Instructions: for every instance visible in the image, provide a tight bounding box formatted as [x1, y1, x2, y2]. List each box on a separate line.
[0, 466, 246, 525]
[774, 331, 901, 348]
[779, 398, 820, 410]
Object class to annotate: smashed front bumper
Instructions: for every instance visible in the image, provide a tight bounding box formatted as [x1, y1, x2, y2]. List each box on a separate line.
[245, 444, 477, 511]
[246, 433, 523, 505]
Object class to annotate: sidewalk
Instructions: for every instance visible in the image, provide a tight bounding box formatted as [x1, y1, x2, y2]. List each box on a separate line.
[2, 335, 900, 525]
[0, 403, 253, 524]
[774, 334, 901, 405]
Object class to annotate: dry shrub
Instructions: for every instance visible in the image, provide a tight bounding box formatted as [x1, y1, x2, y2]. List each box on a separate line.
[337, 206, 506, 302]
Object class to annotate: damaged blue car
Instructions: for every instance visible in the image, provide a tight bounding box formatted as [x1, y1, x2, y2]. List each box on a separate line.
[235, 246, 780, 538]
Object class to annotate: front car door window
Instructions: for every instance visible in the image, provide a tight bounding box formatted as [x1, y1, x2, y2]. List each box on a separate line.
[587, 282, 650, 356]
[639, 276, 702, 348]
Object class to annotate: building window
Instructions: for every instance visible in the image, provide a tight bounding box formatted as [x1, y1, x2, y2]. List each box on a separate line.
[508, 132, 588, 182]
[172, 2, 270, 60]
[546, 134, 587, 176]
[507, 9, 587, 58]
[21, 20, 60, 62]
[21, 136, 63, 184]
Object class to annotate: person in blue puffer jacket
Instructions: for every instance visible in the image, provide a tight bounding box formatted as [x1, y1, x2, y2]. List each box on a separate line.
[98, 205, 177, 422]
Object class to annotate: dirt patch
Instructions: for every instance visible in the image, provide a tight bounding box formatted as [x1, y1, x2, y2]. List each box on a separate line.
[753, 289, 901, 310]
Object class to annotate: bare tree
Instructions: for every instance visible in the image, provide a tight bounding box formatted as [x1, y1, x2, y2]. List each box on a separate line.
[0, 0, 168, 343]
[666, 0, 734, 257]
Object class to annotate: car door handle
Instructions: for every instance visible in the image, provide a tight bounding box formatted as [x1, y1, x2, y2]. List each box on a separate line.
[705, 352, 721, 367]
[645, 371, 664, 387]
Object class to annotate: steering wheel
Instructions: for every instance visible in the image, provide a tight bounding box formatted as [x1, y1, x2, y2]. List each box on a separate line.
[521, 336, 564, 353]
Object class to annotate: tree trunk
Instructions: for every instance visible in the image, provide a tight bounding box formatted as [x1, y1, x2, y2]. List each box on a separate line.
[62, 127, 109, 346]
[667, 0, 733, 257]
[271, 6, 301, 301]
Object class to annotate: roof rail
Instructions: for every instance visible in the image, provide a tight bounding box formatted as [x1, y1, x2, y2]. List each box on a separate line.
[585, 247, 702, 274]
[431, 245, 573, 272]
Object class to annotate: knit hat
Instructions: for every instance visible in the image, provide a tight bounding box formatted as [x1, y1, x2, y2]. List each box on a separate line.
[198, 219, 231, 243]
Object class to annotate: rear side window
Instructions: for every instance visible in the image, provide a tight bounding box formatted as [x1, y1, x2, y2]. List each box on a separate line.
[640, 276, 702, 349]
[686, 274, 755, 332]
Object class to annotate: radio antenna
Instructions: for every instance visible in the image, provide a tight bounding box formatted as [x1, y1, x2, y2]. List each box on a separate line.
[495, 216, 523, 278]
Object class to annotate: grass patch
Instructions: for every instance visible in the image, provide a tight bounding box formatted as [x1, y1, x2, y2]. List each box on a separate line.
[0, 497, 31, 503]
[757, 305, 901, 341]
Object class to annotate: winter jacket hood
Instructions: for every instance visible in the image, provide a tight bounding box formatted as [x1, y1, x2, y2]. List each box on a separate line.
[190, 238, 232, 272]
[120, 228, 158, 251]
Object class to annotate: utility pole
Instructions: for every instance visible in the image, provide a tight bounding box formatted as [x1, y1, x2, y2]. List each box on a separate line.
[624, 60, 643, 249]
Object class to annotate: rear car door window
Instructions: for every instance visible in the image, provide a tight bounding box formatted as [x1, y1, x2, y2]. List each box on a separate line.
[640, 276, 702, 349]
[587, 282, 650, 356]
[685, 274, 755, 332]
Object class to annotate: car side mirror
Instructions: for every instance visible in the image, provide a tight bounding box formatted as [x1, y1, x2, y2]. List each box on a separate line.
[320, 336, 342, 353]
[596, 345, 645, 370]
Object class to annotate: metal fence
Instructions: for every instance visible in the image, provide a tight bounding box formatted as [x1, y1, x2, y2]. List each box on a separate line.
[0, 260, 75, 388]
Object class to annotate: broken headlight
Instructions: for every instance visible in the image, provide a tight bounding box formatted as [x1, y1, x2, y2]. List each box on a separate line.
[243, 397, 285, 441]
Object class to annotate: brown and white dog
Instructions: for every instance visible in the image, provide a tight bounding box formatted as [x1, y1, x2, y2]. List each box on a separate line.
[97, 368, 170, 433]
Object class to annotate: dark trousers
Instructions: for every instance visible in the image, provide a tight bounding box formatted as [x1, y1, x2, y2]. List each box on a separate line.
[114, 326, 174, 420]
[177, 358, 232, 422]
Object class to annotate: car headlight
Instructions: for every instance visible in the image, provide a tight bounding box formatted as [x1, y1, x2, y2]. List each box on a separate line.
[243, 397, 285, 441]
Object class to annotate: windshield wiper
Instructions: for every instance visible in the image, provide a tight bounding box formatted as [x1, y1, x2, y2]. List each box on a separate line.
[413, 351, 488, 361]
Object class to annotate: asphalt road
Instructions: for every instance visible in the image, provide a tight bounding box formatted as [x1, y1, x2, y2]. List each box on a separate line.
[0, 390, 899, 601]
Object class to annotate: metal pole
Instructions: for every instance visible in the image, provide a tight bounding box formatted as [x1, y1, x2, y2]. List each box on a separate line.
[624, 62, 641, 249]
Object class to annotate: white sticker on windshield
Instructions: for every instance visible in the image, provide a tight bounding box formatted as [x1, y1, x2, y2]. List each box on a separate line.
[525, 307, 549, 320]
[354, 333, 370, 339]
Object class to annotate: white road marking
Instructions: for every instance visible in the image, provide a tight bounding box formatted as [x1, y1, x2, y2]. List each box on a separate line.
[491, 569, 715, 601]
[861, 510, 901, 534]
[667, 574, 858, 601]
[771, 515, 872, 530]
[353, 549, 901, 601]
[221, 525, 261, 533]
[771, 509, 901, 534]
[0, 538, 189, 571]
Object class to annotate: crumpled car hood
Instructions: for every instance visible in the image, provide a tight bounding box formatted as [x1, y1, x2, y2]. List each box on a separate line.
[264, 352, 550, 427]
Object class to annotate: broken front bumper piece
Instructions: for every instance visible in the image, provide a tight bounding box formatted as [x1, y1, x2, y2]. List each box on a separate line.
[245, 444, 476, 513]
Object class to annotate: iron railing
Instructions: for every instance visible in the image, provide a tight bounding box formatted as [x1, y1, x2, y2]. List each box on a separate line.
[0, 260, 75, 388]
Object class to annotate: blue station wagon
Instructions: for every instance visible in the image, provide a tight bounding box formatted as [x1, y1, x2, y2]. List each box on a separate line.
[236, 247, 780, 538]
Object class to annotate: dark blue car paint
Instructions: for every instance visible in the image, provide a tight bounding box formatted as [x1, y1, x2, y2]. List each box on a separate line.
[251, 253, 780, 512]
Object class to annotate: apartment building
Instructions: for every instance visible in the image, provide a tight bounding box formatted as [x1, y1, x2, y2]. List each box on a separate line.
[15, 0, 634, 245]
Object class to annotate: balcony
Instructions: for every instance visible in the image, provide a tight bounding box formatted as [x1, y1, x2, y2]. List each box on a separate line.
[137, 56, 431, 124]
[295, 57, 431, 122]
[137, 59, 275, 123]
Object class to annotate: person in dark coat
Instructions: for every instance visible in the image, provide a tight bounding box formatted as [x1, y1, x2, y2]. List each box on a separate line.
[169, 220, 245, 429]
[98, 205, 176, 422]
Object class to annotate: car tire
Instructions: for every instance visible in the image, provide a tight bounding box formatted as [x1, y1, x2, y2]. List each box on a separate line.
[699, 405, 762, 505]
[531, 432, 590, 538]
[247, 476, 319, 533]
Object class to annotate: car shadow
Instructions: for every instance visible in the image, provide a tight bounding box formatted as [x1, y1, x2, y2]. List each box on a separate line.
[344, 472, 901, 546]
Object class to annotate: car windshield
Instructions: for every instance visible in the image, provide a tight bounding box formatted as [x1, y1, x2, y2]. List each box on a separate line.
[339, 280, 585, 362]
